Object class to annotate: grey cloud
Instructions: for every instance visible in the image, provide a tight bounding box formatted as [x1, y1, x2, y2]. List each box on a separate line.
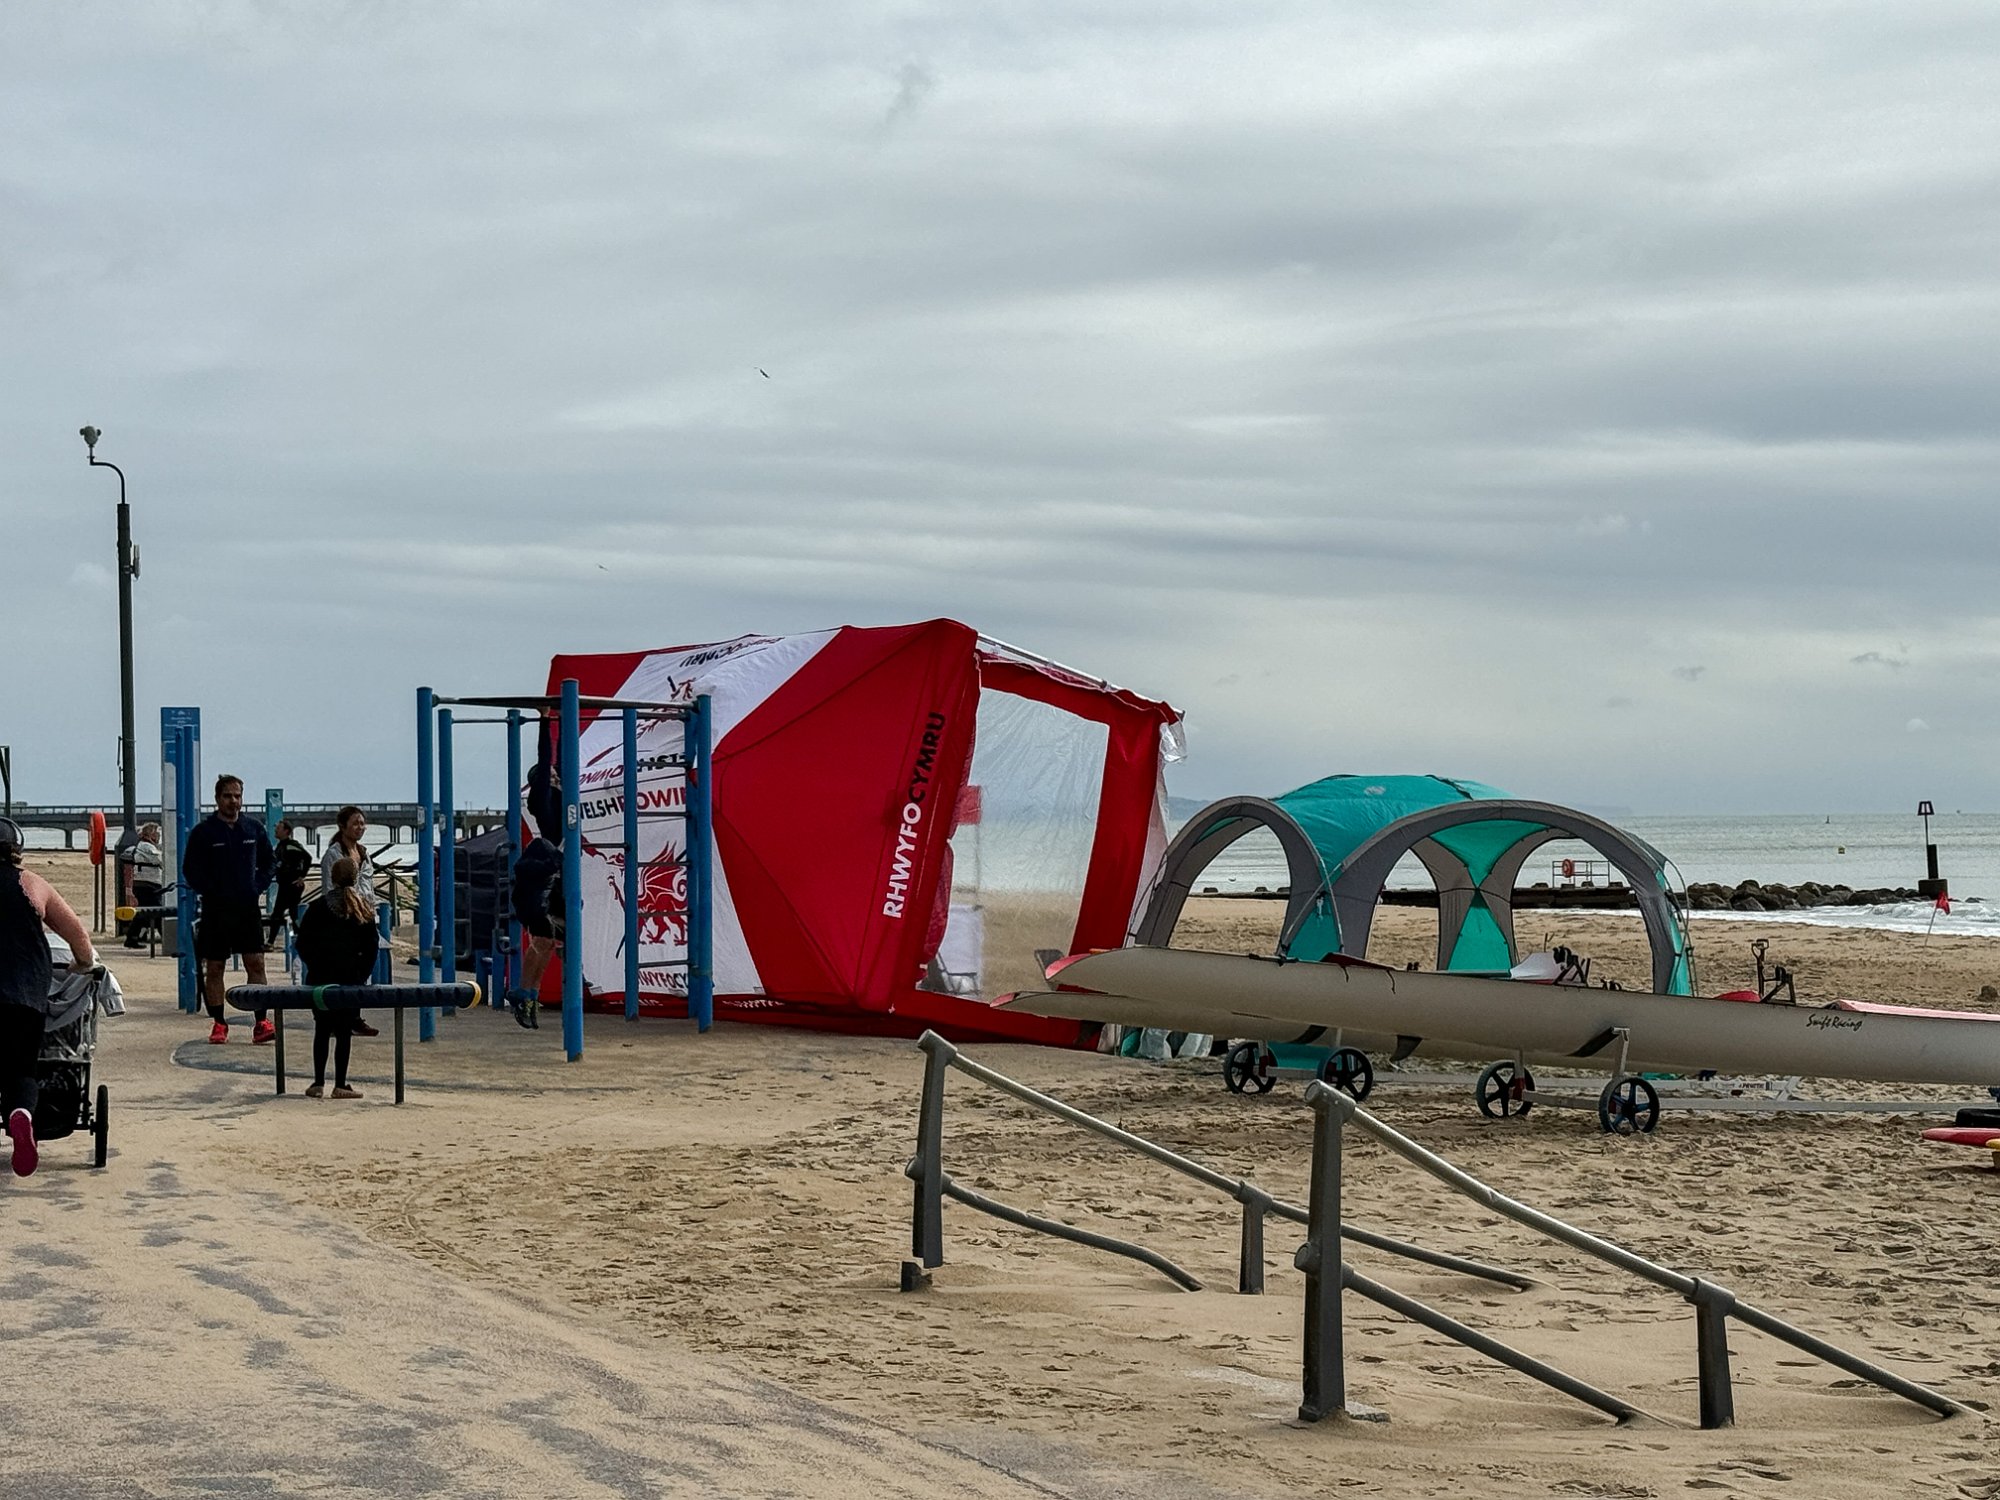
[6, 1, 2000, 814]
[882, 62, 936, 130]
[1850, 651, 1909, 670]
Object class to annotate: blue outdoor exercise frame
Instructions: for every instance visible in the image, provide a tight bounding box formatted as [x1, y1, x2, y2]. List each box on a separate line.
[414, 681, 714, 1061]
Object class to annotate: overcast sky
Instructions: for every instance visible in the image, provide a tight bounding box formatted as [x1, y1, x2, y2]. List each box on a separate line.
[5, 2, 1997, 816]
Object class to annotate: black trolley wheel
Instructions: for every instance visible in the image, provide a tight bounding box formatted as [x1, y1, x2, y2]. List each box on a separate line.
[1598, 1076, 1660, 1135]
[1223, 1041, 1275, 1095]
[1475, 1060, 1534, 1119]
[92, 1084, 109, 1168]
[1317, 1046, 1374, 1102]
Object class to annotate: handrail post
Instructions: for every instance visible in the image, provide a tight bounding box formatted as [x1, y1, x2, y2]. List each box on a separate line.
[1690, 1280, 1737, 1429]
[1296, 1080, 1347, 1421]
[911, 1030, 953, 1269]
[1238, 1187, 1268, 1295]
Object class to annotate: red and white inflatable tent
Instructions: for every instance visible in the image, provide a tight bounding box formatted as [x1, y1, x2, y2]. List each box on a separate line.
[540, 620, 1181, 1044]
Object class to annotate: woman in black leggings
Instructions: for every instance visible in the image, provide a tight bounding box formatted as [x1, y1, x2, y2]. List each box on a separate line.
[291, 856, 377, 1099]
[0, 818, 97, 1175]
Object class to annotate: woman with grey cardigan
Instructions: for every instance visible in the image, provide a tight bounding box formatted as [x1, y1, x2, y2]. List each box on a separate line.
[319, 806, 381, 1037]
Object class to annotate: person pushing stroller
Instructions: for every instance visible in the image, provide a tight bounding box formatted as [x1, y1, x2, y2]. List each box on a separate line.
[0, 817, 97, 1177]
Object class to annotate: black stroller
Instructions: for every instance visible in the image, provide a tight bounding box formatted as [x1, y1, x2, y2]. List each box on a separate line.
[35, 937, 122, 1168]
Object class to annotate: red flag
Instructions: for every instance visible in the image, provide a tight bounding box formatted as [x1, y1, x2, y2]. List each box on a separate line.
[955, 784, 983, 828]
[1936, 890, 1952, 914]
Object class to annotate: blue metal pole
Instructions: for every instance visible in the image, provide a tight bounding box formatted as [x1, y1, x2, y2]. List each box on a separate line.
[416, 687, 436, 1042]
[622, 706, 640, 1021]
[438, 706, 456, 1015]
[175, 725, 199, 1014]
[689, 694, 714, 1032]
[560, 678, 584, 1060]
[506, 708, 523, 998]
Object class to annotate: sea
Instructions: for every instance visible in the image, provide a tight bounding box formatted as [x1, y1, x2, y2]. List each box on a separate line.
[32, 809, 2000, 941]
[1184, 811, 2000, 941]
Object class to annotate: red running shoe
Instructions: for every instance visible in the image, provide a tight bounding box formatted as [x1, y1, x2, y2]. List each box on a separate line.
[252, 1019, 276, 1045]
[351, 1019, 379, 1037]
[7, 1108, 37, 1177]
[208, 1019, 229, 1044]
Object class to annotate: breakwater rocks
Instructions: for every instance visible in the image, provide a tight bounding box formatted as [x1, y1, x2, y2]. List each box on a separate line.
[1684, 879, 1922, 912]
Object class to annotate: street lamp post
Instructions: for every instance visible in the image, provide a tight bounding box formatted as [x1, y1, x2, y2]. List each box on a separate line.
[79, 426, 139, 844]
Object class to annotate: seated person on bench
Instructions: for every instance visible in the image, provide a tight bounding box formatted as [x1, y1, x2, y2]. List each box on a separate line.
[293, 857, 377, 1099]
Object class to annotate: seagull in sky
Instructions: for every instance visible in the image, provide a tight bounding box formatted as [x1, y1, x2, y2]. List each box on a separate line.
[758, 368, 770, 378]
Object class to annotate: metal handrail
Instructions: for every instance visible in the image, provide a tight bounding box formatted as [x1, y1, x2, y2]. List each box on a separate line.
[908, 1030, 1530, 1297]
[1298, 1079, 1976, 1428]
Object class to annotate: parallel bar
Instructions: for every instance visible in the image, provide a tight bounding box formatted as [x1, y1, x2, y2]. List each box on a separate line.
[431, 694, 695, 714]
[623, 707, 640, 1021]
[559, 678, 584, 1060]
[394, 1006, 405, 1105]
[934, 1172, 1200, 1292]
[228, 984, 481, 1009]
[272, 1007, 286, 1093]
[1344, 1267, 1648, 1425]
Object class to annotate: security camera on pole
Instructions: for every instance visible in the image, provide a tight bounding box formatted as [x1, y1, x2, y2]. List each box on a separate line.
[79, 426, 140, 860]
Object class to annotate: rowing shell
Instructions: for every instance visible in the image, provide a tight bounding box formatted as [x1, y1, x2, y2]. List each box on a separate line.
[998, 947, 2000, 1087]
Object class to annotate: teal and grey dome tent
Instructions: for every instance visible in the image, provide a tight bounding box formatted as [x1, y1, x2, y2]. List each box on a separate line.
[1133, 774, 1695, 995]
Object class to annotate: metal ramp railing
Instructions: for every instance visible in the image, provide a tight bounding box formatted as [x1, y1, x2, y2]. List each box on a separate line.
[906, 1031, 1531, 1297]
[1297, 1079, 1977, 1428]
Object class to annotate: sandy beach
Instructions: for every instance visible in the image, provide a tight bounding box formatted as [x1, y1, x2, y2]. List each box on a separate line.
[8, 851, 2000, 1498]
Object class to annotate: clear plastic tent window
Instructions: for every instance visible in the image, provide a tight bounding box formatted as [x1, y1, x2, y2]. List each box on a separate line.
[943, 691, 1109, 1001]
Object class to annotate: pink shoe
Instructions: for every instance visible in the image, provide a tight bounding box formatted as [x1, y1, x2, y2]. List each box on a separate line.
[7, 1108, 37, 1178]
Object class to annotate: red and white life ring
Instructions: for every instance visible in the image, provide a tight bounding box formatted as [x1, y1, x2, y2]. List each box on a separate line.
[88, 810, 107, 866]
[1560, 857, 1575, 879]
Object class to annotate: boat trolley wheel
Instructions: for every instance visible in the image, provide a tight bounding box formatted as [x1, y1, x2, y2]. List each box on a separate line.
[1223, 1041, 1275, 1095]
[1475, 1060, 1534, 1119]
[1598, 1076, 1660, 1135]
[1317, 1046, 1374, 1102]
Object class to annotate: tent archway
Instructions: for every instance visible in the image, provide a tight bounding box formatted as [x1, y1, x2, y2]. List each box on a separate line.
[1130, 797, 1326, 950]
[1140, 788, 1694, 997]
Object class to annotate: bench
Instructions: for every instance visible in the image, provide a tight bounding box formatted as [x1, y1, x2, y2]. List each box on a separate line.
[226, 983, 481, 1104]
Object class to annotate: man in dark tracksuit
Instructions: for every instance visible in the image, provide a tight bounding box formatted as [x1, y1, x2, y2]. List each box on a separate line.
[180, 773, 275, 1044]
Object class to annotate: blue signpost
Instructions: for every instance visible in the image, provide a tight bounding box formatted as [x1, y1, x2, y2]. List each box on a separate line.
[160, 707, 201, 1013]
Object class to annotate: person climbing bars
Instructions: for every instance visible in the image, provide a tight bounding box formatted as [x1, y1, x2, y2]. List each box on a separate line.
[267, 819, 313, 945]
[505, 832, 562, 1029]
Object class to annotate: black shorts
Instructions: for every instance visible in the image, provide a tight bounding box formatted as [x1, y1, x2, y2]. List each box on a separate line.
[520, 912, 555, 941]
[196, 899, 267, 960]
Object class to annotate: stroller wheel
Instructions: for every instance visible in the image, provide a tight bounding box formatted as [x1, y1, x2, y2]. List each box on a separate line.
[93, 1084, 108, 1169]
